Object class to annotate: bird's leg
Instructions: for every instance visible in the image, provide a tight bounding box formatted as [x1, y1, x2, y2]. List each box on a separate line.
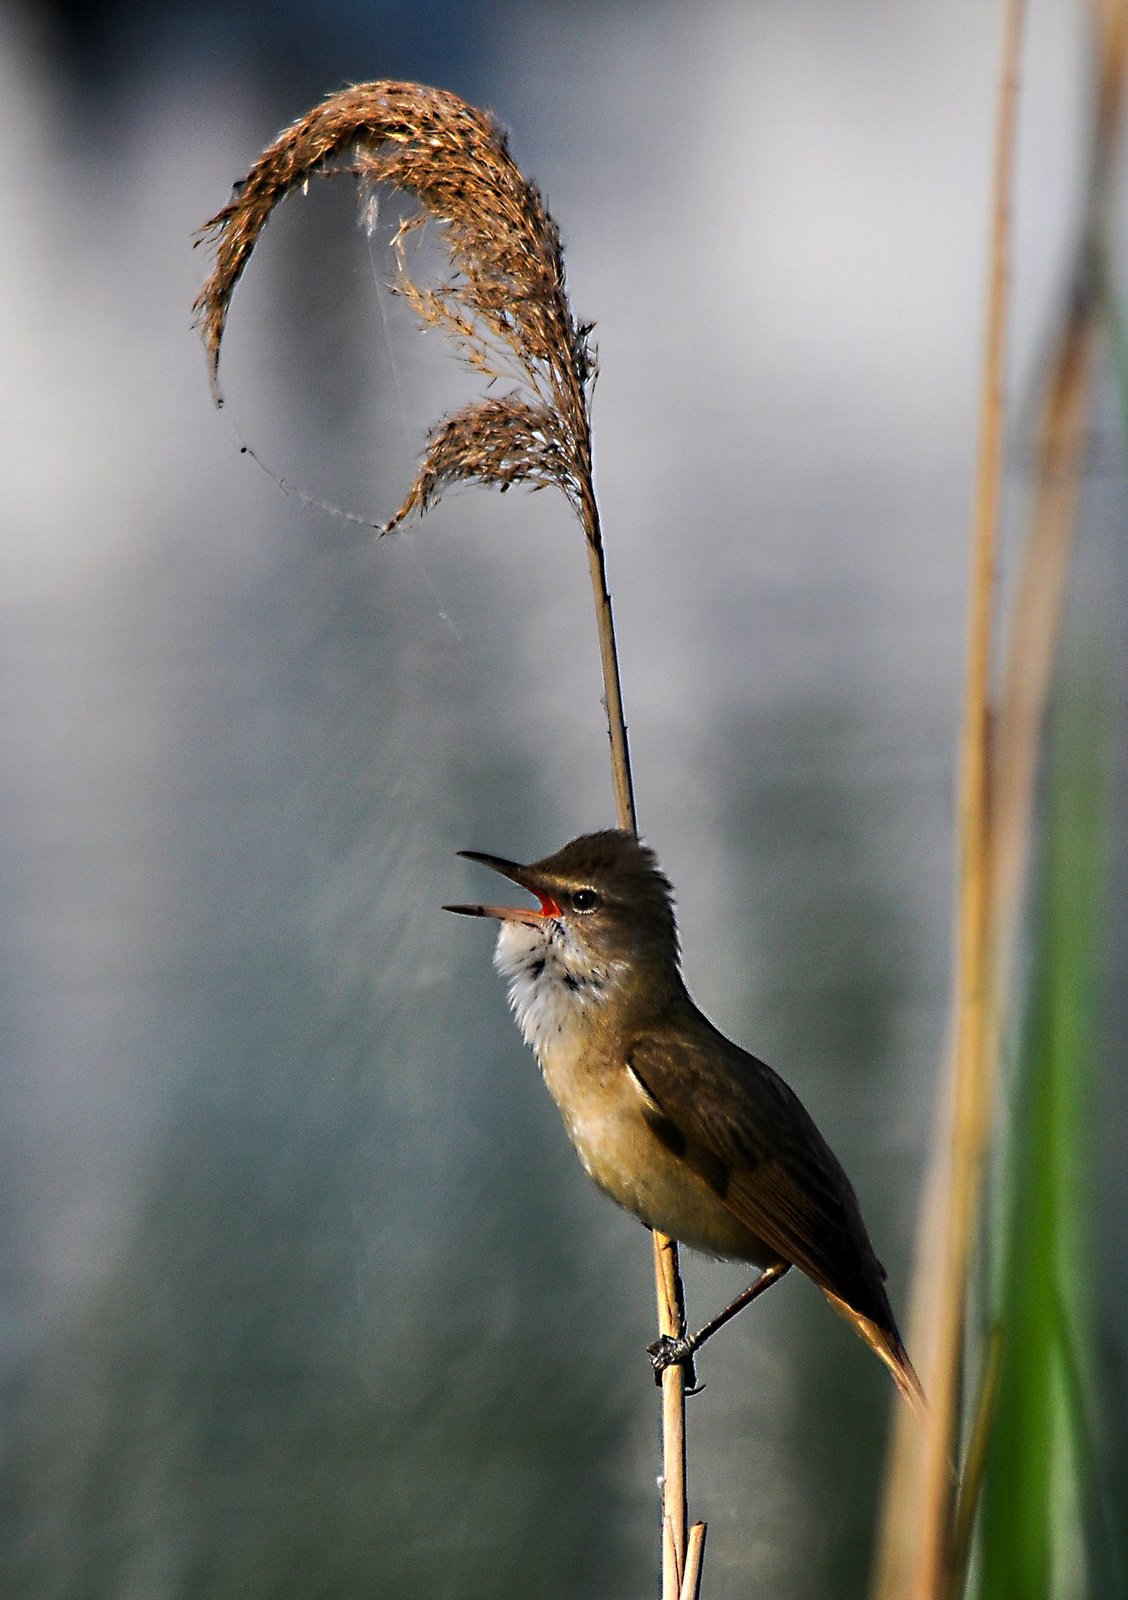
[648, 1263, 791, 1385]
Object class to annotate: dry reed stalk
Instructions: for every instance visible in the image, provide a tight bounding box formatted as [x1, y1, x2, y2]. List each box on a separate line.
[991, 317, 1096, 955]
[870, 1092, 953, 1598]
[872, 2, 1128, 1593]
[680, 1521, 707, 1600]
[992, 0, 1124, 947]
[917, 2, 1024, 1592]
[948, 1325, 1003, 1589]
[653, 1231, 689, 1600]
[195, 79, 686, 1596]
[871, 304, 1096, 1600]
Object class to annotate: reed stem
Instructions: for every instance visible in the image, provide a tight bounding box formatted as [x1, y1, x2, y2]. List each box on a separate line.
[872, 7, 1126, 1593]
[579, 478, 692, 1600]
[580, 492, 638, 835]
[914, 3, 1024, 1592]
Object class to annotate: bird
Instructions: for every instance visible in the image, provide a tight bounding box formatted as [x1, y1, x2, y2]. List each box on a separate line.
[444, 828, 924, 1414]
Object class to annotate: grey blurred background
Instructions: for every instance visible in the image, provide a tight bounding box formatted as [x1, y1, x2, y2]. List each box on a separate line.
[0, 1, 1124, 1597]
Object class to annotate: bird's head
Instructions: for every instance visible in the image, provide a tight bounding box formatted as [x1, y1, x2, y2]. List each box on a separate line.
[445, 829, 680, 983]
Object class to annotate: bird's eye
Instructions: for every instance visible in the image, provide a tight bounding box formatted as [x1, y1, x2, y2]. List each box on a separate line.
[571, 888, 599, 912]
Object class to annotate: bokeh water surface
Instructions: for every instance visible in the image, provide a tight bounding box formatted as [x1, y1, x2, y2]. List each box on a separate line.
[2, 2, 1125, 1597]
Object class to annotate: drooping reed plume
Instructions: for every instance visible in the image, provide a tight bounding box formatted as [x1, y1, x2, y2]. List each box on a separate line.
[195, 80, 695, 1599]
[194, 82, 597, 534]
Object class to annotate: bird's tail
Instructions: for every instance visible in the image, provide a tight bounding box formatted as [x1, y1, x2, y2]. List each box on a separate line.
[822, 1290, 927, 1422]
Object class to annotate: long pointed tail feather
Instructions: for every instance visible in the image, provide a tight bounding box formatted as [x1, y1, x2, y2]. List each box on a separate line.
[822, 1290, 927, 1422]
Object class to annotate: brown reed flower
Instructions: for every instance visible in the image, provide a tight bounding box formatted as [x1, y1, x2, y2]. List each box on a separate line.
[194, 80, 597, 534]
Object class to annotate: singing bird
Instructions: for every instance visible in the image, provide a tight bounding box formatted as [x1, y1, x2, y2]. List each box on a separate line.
[445, 829, 923, 1413]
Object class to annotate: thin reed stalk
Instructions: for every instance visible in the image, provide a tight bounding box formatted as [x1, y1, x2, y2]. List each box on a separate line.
[869, 6, 1025, 1597]
[875, 276, 1098, 1600]
[195, 80, 690, 1599]
[993, 0, 1125, 949]
[680, 1519, 708, 1600]
[913, 8, 1024, 1587]
[874, 3, 1128, 1594]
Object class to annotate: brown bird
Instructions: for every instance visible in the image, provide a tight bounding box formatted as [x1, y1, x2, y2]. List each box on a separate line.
[445, 828, 923, 1414]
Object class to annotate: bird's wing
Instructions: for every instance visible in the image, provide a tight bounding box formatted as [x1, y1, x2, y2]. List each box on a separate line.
[627, 1020, 893, 1328]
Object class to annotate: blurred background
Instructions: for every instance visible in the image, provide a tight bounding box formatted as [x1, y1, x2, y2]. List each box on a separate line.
[0, 1, 1124, 1596]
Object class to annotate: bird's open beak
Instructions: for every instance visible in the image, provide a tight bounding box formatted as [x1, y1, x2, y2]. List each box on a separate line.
[443, 850, 563, 922]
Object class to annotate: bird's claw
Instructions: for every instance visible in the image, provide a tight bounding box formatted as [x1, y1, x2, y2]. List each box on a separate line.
[647, 1334, 700, 1394]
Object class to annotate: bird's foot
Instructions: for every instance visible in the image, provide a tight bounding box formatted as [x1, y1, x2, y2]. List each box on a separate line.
[647, 1334, 701, 1395]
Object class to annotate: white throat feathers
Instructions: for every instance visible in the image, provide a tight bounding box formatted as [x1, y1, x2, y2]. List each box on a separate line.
[493, 916, 626, 1060]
